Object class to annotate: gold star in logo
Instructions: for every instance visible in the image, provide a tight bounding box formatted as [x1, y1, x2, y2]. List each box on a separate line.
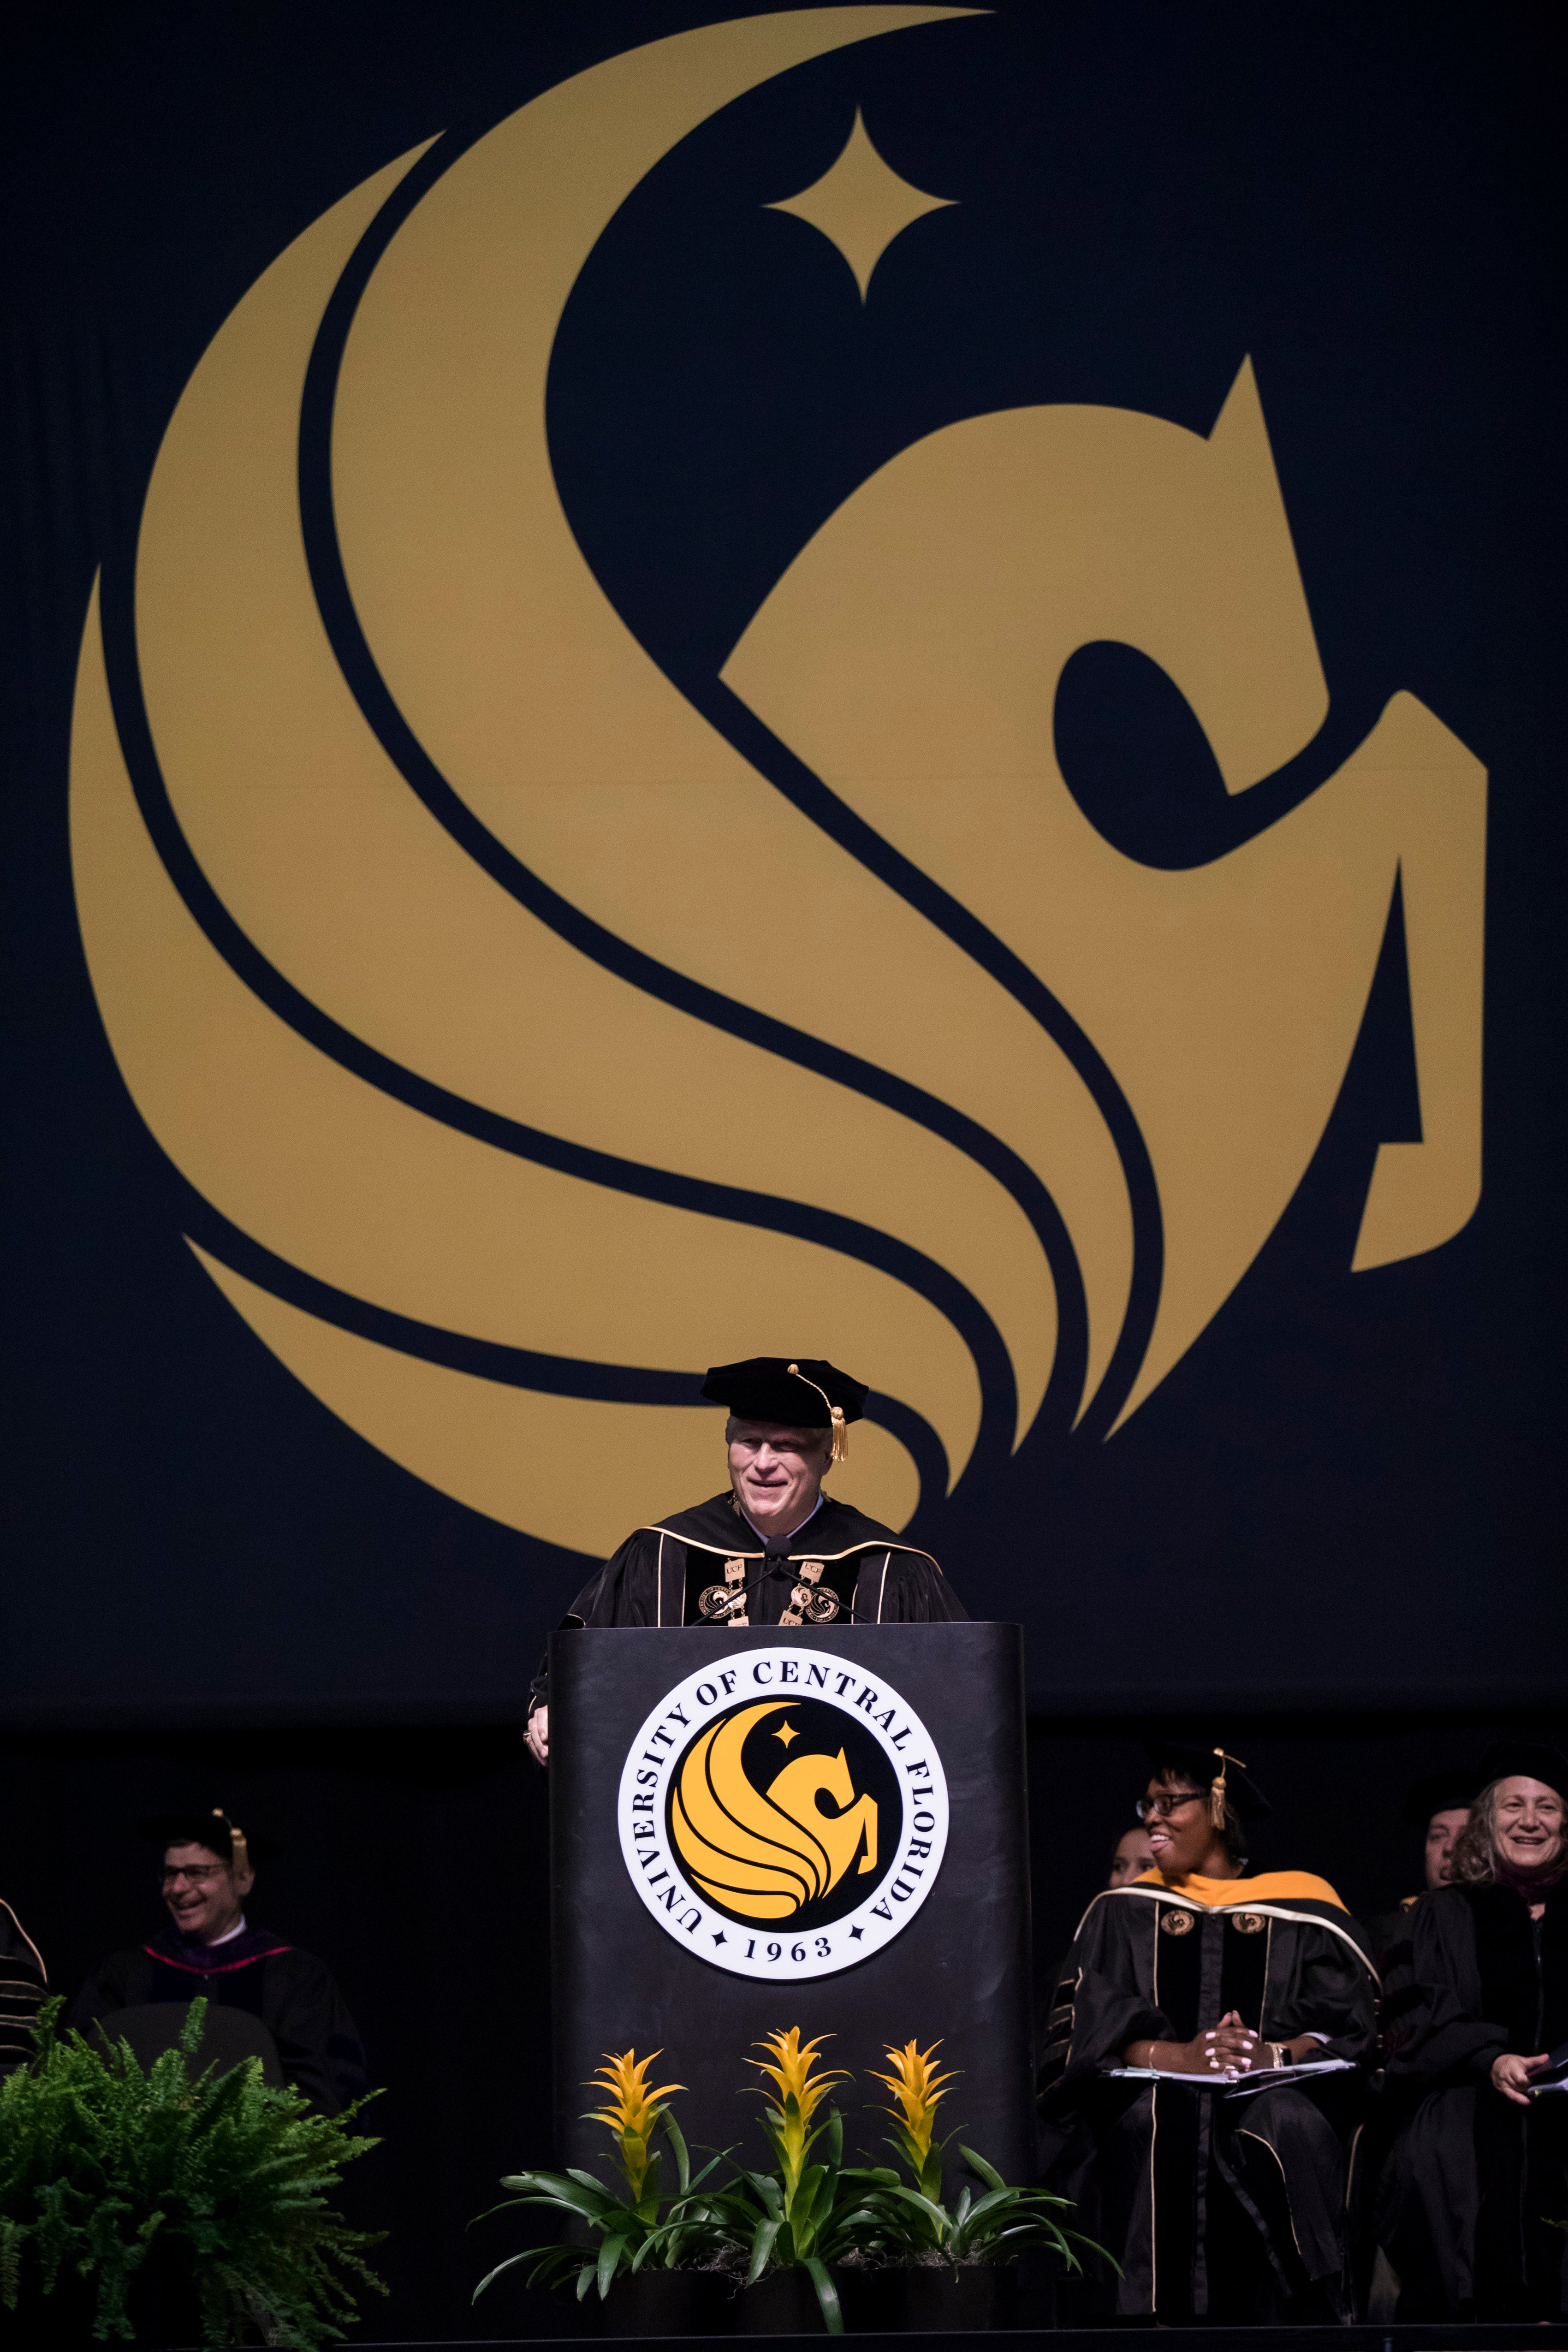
[773, 1719, 800, 1746]
[767, 110, 956, 303]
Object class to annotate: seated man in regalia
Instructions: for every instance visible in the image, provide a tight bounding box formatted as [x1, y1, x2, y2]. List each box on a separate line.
[69, 1809, 367, 2117]
[525, 1356, 964, 1764]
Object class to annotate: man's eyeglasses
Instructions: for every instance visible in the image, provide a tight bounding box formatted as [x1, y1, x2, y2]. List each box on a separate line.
[1136, 1790, 1207, 1821]
[160, 1864, 227, 1886]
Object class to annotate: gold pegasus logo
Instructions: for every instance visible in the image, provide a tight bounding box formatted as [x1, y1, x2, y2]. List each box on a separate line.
[671, 1700, 880, 1922]
[68, 7, 1485, 1557]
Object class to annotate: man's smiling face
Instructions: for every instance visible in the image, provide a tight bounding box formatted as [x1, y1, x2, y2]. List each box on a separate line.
[726, 1419, 829, 1536]
[161, 1840, 252, 1943]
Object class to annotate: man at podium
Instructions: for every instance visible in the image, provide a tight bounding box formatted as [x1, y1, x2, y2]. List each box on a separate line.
[525, 1356, 964, 1764]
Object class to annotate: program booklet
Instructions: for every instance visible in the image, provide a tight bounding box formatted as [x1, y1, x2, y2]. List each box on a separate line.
[1102, 2059, 1357, 2096]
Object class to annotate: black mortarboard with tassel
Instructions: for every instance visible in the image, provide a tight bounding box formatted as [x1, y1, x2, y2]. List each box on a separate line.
[1142, 1738, 1272, 1825]
[139, 1807, 275, 1873]
[700, 1356, 866, 1467]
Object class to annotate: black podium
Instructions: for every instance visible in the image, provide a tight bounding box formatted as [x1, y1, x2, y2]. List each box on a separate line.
[549, 1622, 1034, 2193]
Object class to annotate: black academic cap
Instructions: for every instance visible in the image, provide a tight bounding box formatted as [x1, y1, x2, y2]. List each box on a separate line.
[701, 1357, 867, 1462]
[1475, 1740, 1568, 1797]
[1143, 1738, 1272, 1823]
[1401, 1769, 1480, 1827]
[139, 1808, 277, 1872]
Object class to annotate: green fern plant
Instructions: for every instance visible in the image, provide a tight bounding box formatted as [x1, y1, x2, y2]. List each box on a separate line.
[0, 1997, 384, 2346]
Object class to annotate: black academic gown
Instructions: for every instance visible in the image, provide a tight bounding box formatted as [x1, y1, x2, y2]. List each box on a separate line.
[1039, 1874, 1377, 2322]
[529, 1490, 965, 1716]
[1365, 1895, 1422, 1980]
[1344, 1893, 1423, 2310]
[0, 1897, 47, 2073]
[68, 1926, 367, 2116]
[1378, 1877, 1568, 2320]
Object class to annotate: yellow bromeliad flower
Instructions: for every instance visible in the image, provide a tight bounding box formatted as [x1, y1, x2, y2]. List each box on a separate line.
[869, 2038, 957, 2168]
[584, 2049, 685, 2208]
[748, 2028, 850, 2190]
[750, 2027, 849, 2123]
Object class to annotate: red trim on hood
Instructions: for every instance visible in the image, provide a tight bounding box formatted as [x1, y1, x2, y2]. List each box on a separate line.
[142, 1943, 291, 1975]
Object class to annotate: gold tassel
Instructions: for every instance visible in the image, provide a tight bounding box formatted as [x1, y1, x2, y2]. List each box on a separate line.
[787, 1364, 849, 1464]
[218, 1806, 250, 1877]
[1209, 1747, 1245, 1830]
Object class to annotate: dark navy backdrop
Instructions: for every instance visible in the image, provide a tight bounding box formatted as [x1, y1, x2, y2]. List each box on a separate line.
[4, 0, 1565, 1720]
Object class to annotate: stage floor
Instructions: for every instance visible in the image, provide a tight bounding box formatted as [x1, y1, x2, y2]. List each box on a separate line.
[360, 2328, 1568, 2347]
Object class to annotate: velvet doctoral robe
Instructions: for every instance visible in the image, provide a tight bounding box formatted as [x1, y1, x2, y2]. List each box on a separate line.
[529, 1489, 965, 1716]
[1039, 1872, 1377, 2322]
[1378, 1877, 1568, 2320]
[68, 1926, 367, 2116]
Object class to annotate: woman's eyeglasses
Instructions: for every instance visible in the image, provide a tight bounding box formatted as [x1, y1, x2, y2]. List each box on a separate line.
[1136, 1790, 1207, 1821]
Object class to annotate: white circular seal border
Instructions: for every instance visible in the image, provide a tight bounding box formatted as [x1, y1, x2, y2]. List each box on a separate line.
[617, 1645, 950, 1980]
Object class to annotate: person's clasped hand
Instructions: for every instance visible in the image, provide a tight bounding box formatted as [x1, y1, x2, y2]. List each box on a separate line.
[526, 1706, 549, 1767]
[1490, 2050, 1550, 2108]
[1161, 2011, 1259, 2077]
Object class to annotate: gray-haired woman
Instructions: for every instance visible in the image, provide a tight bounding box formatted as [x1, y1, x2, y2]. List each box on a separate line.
[1378, 1740, 1568, 2320]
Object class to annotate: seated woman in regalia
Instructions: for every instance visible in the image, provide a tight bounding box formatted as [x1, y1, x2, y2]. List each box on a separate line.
[1038, 1739, 1376, 2323]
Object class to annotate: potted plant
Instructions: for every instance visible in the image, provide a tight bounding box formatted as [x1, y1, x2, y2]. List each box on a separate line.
[859, 2037, 1114, 2328]
[474, 2049, 731, 2333]
[0, 1998, 382, 2348]
[481, 2027, 1111, 2337]
[669, 2030, 904, 2334]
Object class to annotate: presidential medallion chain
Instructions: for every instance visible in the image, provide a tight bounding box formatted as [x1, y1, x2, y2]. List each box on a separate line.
[696, 1555, 842, 1626]
[780, 1560, 840, 1626]
[697, 1556, 751, 1625]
